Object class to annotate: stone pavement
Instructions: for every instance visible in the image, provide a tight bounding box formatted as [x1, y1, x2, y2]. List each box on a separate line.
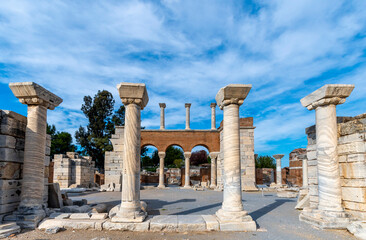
[66, 186, 355, 239]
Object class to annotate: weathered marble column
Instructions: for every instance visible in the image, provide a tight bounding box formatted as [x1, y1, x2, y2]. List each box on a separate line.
[114, 83, 148, 223]
[159, 103, 166, 130]
[209, 152, 219, 188]
[211, 103, 217, 130]
[157, 152, 166, 188]
[302, 158, 308, 188]
[183, 152, 191, 188]
[299, 84, 354, 229]
[185, 103, 191, 130]
[9, 82, 62, 228]
[215, 84, 256, 231]
[273, 154, 284, 187]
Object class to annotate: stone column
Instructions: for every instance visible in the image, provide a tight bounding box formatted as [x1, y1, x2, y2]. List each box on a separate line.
[273, 154, 284, 187]
[302, 158, 308, 188]
[299, 84, 354, 229]
[215, 84, 256, 231]
[183, 152, 191, 188]
[114, 83, 148, 223]
[209, 152, 219, 188]
[210, 103, 217, 130]
[185, 103, 191, 130]
[9, 82, 62, 228]
[157, 152, 166, 188]
[159, 103, 166, 130]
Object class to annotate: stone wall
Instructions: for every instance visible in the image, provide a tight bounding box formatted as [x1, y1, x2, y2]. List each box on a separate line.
[287, 148, 307, 187]
[0, 110, 50, 220]
[53, 152, 95, 188]
[306, 114, 366, 219]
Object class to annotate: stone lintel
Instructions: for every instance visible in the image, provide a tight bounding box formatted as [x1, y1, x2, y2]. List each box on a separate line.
[300, 84, 354, 110]
[159, 103, 166, 108]
[117, 83, 149, 109]
[9, 82, 63, 110]
[215, 84, 252, 109]
[273, 154, 285, 159]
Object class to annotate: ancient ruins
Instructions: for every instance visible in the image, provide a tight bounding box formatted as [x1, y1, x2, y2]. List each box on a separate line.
[0, 82, 365, 238]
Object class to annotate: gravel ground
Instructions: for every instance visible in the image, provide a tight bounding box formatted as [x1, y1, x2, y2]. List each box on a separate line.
[8, 186, 356, 240]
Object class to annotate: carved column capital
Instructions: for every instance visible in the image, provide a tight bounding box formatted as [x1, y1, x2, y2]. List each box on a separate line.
[215, 84, 252, 110]
[117, 83, 149, 110]
[209, 152, 220, 159]
[184, 152, 191, 158]
[185, 103, 191, 108]
[210, 102, 217, 108]
[158, 152, 166, 159]
[159, 103, 166, 109]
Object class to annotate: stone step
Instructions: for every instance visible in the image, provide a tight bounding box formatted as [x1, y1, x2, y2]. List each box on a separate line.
[0, 222, 20, 238]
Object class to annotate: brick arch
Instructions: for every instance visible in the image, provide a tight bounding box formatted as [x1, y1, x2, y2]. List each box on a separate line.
[165, 143, 185, 153]
[140, 130, 220, 154]
[190, 144, 211, 153]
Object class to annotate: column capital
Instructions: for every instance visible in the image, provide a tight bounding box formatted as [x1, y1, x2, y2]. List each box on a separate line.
[117, 82, 149, 109]
[159, 103, 166, 108]
[9, 82, 63, 110]
[210, 102, 217, 108]
[184, 152, 191, 158]
[215, 84, 252, 109]
[185, 103, 191, 108]
[209, 152, 220, 159]
[158, 152, 166, 158]
[301, 84, 354, 111]
[273, 154, 284, 160]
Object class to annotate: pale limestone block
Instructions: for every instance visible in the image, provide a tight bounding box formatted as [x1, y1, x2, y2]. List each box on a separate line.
[307, 144, 317, 151]
[339, 155, 347, 163]
[0, 162, 21, 179]
[348, 154, 366, 163]
[202, 215, 219, 231]
[346, 210, 366, 220]
[38, 219, 97, 230]
[69, 213, 91, 220]
[90, 213, 108, 220]
[343, 201, 366, 212]
[219, 221, 256, 232]
[338, 142, 366, 155]
[51, 213, 70, 219]
[0, 202, 19, 214]
[150, 215, 178, 232]
[342, 187, 366, 203]
[0, 148, 24, 163]
[0, 180, 21, 190]
[0, 222, 21, 239]
[0, 135, 16, 148]
[341, 179, 366, 188]
[306, 151, 316, 161]
[308, 166, 317, 178]
[102, 219, 150, 231]
[177, 215, 206, 232]
[338, 132, 365, 145]
[0, 189, 21, 204]
[347, 221, 366, 240]
[340, 162, 366, 179]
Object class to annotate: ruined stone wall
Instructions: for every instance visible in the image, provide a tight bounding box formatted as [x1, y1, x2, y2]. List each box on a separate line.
[0, 110, 50, 220]
[288, 148, 307, 187]
[306, 114, 366, 219]
[104, 126, 124, 189]
[53, 152, 95, 188]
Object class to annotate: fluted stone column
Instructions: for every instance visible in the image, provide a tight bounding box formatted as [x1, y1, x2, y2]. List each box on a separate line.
[215, 84, 256, 231]
[185, 103, 191, 130]
[9, 82, 62, 228]
[299, 84, 354, 229]
[114, 83, 148, 223]
[157, 152, 166, 188]
[159, 103, 166, 130]
[273, 154, 284, 187]
[211, 103, 217, 130]
[209, 152, 219, 188]
[302, 158, 308, 188]
[183, 152, 191, 188]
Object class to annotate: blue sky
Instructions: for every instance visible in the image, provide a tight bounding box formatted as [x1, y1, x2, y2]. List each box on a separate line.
[0, 0, 365, 167]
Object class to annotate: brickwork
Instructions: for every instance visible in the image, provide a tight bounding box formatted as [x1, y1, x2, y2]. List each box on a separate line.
[287, 148, 307, 187]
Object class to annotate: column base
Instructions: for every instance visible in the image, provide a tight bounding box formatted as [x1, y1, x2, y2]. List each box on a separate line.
[242, 184, 259, 192]
[3, 206, 46, 229]
[180, 186, 191, 189]
[299, 208, 351, 229]
[157, 185, 167, 189]
[209, 184, 217, 189]
[112, 201, 147, 223]
[295, 189, 310, 210]
[216, 209, 256, 231]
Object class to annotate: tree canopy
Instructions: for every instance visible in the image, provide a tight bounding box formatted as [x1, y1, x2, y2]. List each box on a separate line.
[47, 124, 75, 158]
[255, 155, 276, 169]
[75, 90, 125, 169]
[190, 150, 209, 166]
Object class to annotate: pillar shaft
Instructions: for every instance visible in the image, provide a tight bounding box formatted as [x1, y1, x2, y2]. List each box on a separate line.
[302, 158, 308, 188]
[20, 105, 47, 208]
[211, 103, 216, 130]
[185, 103, 191, 130]
[121, 104, 141, 213]
[222, 104, 243, 212]
[315, 105, 342, 212]
[184, 152, 191, 188]
[209, 152, 218, 188]
[276, 159, 282, 185]
[158, 152, 166, 188]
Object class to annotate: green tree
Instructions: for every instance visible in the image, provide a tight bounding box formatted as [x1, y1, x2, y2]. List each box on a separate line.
[75, 90, 125, 169]
[47, 124, 75, 158]
[165, 146, 184, 167]
[255, 155, 276, 169]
